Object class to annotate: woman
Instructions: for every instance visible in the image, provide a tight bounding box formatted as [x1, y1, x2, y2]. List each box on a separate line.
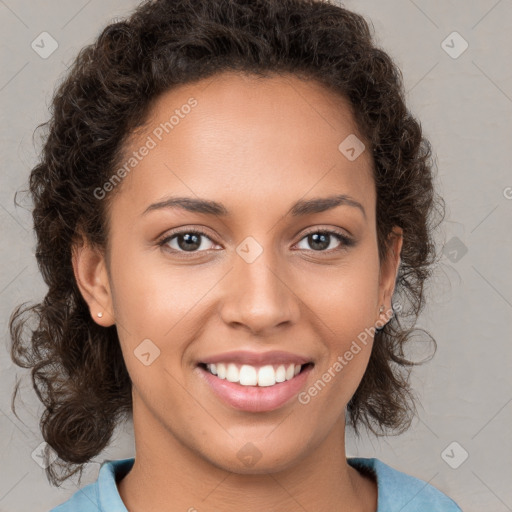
[10, 0, 462, 510]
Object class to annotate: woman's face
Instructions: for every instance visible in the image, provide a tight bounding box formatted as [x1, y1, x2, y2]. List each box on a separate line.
[76, 71, 402, 473]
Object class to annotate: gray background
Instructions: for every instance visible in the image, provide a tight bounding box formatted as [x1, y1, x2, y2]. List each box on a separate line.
[1, 1, 511, 511]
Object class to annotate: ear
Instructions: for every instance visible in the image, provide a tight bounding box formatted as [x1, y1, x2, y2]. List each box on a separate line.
[71, 234, 115, 327]
[376, 226, 403, 324]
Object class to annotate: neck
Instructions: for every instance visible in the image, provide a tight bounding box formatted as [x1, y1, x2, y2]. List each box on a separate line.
[117, 392, 377, 512]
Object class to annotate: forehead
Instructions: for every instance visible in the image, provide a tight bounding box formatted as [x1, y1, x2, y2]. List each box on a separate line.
[111, 71, 375, 222]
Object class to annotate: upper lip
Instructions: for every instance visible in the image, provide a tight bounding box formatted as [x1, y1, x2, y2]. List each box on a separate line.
[198, 350, 314, 366]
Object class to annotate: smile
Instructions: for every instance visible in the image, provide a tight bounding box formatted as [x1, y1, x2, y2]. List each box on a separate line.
[196, 362, 315, 412]
[203, 362, 307, 387]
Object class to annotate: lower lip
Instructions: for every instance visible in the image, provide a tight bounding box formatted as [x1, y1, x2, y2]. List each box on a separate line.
[196, 364, 314, 412]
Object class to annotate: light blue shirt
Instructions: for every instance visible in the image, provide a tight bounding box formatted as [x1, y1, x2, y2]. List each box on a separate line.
[50, 456, 462, 511]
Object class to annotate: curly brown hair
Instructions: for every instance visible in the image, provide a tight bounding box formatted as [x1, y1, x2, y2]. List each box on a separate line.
[10, 0, 444, 487]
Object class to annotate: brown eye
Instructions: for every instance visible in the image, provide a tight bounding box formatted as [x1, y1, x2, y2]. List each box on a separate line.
[159, 229, 217, 253]
[295, 229, 355, 252]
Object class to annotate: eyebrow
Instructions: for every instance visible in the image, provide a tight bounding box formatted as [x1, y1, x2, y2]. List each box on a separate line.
[142, 193, 366, 220]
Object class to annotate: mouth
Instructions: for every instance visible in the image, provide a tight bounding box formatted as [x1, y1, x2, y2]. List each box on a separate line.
[195, 361, 315, 412]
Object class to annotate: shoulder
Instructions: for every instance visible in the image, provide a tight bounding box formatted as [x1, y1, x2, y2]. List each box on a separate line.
[348, 457, 463, 512]
[49, 481, 100, 512]
[49, 458, 135, 512]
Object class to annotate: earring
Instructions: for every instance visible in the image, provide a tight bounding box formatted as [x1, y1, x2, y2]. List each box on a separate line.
[97, 312, 103, 318]
[379, 305, 384, 314]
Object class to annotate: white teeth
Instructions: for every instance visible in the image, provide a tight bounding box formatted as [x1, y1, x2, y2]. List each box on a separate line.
[226, 363, 239, 383]
[205, 362, 304, 386]
[257, 365, 276, 387]
[239, 365, 257, 385]
[275, 365, 286, 383]
[216, 363, 226, 379]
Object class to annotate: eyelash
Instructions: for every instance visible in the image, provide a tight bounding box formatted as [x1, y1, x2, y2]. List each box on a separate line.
[157, 226, 355, 257]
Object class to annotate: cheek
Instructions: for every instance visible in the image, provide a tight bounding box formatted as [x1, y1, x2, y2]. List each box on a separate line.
[109, 241, 200, 333]
[109, 245, 224, 383]
[300, 253, 380, 395]
[304, 254, 381, 335]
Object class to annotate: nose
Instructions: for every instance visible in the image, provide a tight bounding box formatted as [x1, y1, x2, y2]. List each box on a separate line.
[219, 248, 300, 335]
